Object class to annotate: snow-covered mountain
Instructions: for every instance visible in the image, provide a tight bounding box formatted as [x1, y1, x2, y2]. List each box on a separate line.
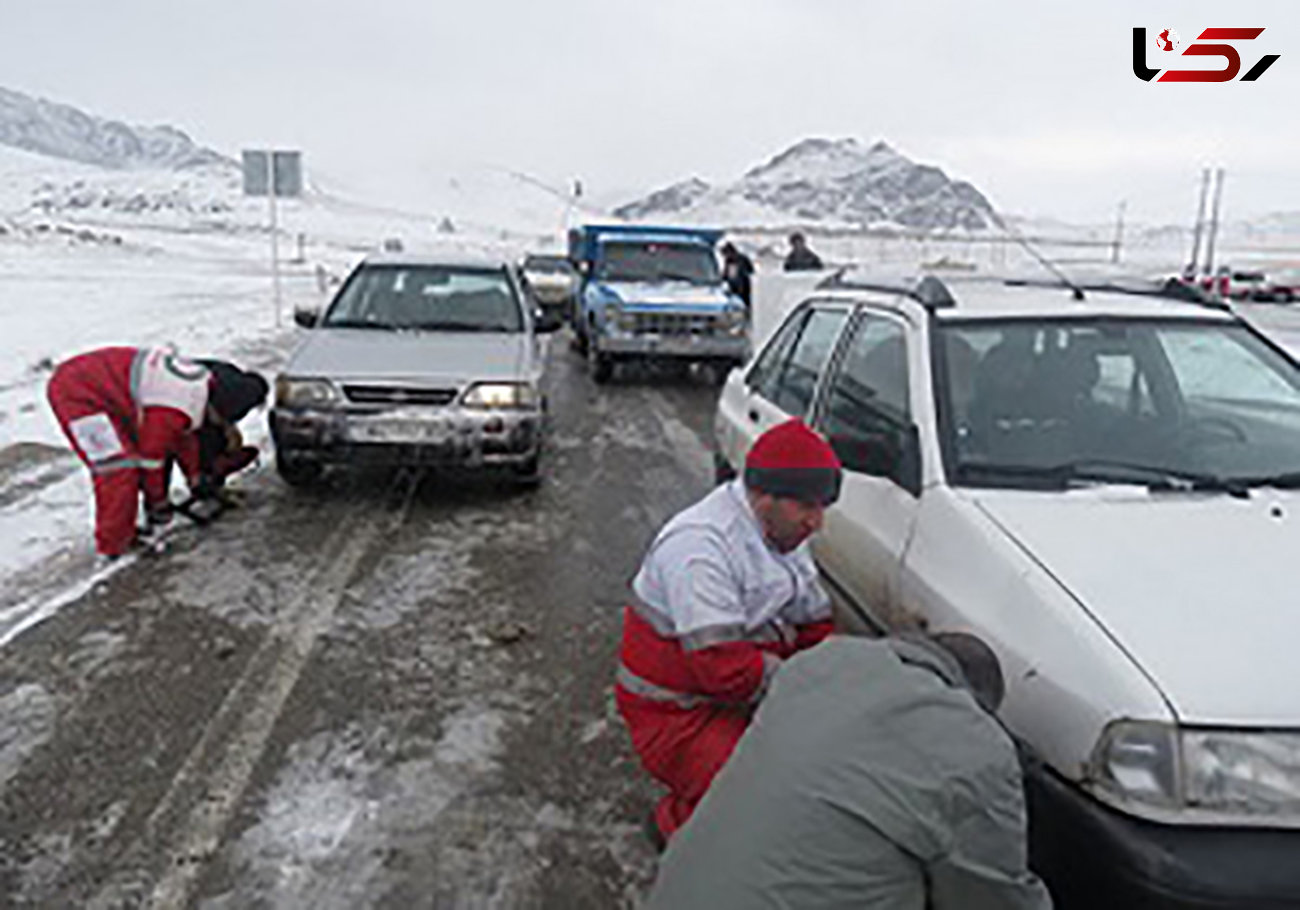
[614, 138, 997, 232]
[0, 86, 234, 171]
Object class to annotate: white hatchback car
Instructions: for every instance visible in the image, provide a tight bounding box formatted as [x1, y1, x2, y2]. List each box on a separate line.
[715, 272, 1300, 908]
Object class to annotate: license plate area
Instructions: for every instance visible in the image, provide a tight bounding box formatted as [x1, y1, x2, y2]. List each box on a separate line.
[346, 413, 452, 444]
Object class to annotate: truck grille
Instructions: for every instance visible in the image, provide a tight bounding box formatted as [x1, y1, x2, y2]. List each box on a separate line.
[630, 312, 719, 336]
[342, 385, 458, 406]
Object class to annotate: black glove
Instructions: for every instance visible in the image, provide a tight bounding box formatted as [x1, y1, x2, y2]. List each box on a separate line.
[191, 475, 219, 501]
[144, 501, 174, 531]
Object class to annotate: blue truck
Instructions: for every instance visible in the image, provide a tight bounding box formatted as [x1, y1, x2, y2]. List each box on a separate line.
[567, 224, 749, 383]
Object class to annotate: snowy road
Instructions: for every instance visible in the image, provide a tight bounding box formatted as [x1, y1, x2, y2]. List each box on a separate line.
[0, 338, 723, 908]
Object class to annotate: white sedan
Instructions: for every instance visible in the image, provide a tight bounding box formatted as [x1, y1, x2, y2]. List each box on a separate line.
[715, 271, 1300, 908]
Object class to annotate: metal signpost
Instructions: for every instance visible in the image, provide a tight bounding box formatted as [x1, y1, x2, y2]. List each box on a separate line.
[242, 150, 303, 327]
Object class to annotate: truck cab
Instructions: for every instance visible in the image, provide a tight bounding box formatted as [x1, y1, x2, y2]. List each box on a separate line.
[568, 224, 749, 383]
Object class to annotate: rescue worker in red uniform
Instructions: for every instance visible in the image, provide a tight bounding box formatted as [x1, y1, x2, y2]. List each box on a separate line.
[616, 418, 843, 846]
[46, 347, 266, 558]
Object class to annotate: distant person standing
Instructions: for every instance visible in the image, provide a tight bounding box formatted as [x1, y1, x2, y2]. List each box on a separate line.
[719, 242, 755, 313]
[783, 232, 824, 272]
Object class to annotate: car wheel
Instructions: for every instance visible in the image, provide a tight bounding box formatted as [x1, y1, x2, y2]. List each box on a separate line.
[512, 453, 544, 488]
[590, 348, 614, 384]
[276, 452, 323, 487]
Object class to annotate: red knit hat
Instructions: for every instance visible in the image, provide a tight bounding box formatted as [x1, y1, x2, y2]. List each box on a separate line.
[744, 419, 842, 505]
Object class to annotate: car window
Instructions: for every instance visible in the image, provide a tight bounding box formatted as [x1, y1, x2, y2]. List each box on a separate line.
[324, 266, 522, 332]
[937, 318, 1300, 485]
[595, 242, 719, 284]
[756, 308, 849, 418]
[748, 308, 808, 394]
[820, 314, 913, 483]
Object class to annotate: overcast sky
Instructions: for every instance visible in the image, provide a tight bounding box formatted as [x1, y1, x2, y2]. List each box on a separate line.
[1, 0, 1297, 224]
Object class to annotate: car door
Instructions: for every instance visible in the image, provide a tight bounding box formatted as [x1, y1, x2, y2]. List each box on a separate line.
[718, 302, 853, 469]
[811, 307, 923, 631]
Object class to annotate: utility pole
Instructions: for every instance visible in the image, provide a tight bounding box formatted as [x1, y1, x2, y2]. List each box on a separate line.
[1187, 168, 1211, 278]
[1111, 200, 1127, 264]
[1204, 168, 1226, 279]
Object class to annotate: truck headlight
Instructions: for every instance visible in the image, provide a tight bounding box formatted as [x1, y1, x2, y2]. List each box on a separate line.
[462, 382, 539, 410]
[275, 376, 338, 408]
[603, 302, 621, 325]
[1184, 730, 1300, 817]
[720, 306, 747, 334]
[1092, 721, 1300, 822]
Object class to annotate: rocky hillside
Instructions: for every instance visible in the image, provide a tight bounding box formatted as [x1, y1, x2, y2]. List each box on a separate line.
[0, 86, 234, 170]
[615, 138, 996, 231]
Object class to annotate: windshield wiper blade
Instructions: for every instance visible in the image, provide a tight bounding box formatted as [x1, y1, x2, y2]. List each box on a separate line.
[323, 319, 395, 330]
[956, 459, 1249, 496]
[657, 271, 705, 283]
[402, 321, 505, 332]
[1233, 471, 1300, 489]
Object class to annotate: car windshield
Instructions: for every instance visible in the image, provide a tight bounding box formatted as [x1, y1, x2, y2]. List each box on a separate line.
[595, 241, 719, 284]
[935, 317, 1300, 489]
[322, 265, 522, 332]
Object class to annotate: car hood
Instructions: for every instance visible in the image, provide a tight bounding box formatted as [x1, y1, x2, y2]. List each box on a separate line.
[972, 487, 1300, 726]
[595, 281, 734, 308]
[286, 328, 534, 384]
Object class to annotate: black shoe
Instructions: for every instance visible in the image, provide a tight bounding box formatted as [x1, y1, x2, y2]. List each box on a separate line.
[643, 811, 666, 854]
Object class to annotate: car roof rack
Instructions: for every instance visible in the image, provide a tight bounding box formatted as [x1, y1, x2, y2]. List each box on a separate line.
[816, 269, 957, 309]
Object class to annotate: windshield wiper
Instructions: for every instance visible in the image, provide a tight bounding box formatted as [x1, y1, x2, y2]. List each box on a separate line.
[656, 271, 706, 284]
[323, 319, 395, 330]
[956, 459, 1250, 497]
[1232, 470, 1300, 489]
[402, 321, 509, 332]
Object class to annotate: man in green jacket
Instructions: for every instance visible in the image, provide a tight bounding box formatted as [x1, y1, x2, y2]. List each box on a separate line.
[644, 633, 1052, 909]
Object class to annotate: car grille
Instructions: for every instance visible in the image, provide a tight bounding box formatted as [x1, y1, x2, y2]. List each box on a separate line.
[342, 385, 458, 406]
[630, 312, 719, 335]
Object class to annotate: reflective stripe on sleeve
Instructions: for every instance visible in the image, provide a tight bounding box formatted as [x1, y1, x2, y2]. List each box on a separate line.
[615, 665, 710, 710]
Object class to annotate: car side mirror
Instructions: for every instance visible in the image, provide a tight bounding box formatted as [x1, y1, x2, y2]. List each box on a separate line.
[293, 306, 321, 329]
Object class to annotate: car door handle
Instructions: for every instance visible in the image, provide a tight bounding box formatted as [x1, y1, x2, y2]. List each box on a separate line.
[748, 409, 760, 423]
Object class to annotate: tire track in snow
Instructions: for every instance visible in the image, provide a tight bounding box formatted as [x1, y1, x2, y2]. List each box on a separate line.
[88, 476, 424, 910]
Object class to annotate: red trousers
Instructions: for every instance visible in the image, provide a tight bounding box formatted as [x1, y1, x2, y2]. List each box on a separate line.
[616, 690, 752, 839]
[47, 374, 141, 556]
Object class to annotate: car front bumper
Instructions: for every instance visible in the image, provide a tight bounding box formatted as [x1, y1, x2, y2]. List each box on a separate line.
[1026, 759, 1300, 909]
[594, 332, 747, 360]
[270, 406, 543, 468]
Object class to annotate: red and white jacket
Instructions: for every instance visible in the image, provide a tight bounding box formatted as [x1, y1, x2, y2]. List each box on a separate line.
[50, 346, 210, 507]
[617, 480, 834, 711]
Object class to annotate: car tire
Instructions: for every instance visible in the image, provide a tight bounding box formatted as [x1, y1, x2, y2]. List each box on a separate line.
[276, 452, 323, 488]
[590, 349, 614, 384]
[512, 454, 544, 488]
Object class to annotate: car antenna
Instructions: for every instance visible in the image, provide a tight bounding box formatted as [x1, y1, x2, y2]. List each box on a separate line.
[988, 211, 1086, 301]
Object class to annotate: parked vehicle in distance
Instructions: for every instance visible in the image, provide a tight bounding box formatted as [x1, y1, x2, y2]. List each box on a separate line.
[715, 269, 1300, 908]
[520, 254, 578, 328]
[271, 255, 551, 487]
[568, 224, 749, 383]
[1181, 267, 1296, 303]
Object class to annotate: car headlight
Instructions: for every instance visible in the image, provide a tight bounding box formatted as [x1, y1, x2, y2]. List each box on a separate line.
[461, 382, 539, 410]
[720, 306, 747, 333]
[1092, 721, 1300, 822]
[275, 376, 338, 408]
[603, 302, 622, 325]
[1184, 730, 1300, 817]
